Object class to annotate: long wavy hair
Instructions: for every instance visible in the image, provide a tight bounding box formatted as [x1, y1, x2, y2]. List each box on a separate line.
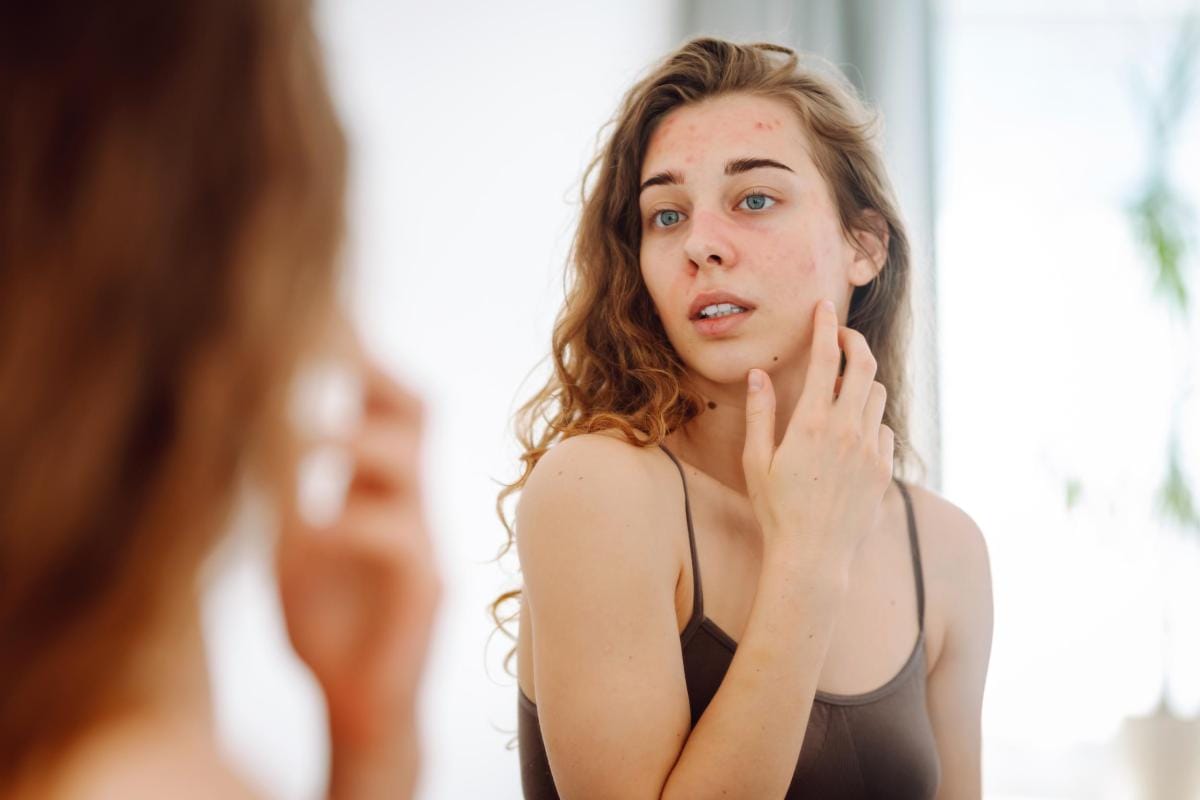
[0, 0, 345, 782]
[490, 37, 922, 673]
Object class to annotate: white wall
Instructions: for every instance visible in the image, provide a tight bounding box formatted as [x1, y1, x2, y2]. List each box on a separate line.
[202, 4, 1200, 799]
[203, 2, 679, 798]
[938, 3, 1200, 797]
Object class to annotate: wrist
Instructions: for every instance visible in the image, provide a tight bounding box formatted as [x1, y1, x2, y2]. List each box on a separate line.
[761, 537, 852, 593]
[328, 708, 420, 800]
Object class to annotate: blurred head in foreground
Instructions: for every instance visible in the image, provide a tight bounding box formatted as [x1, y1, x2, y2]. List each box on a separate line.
[0, 0, 346, 782]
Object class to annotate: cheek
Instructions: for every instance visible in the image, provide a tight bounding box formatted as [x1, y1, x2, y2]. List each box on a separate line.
[758, 227, 820, 282]
[641, 235, 691, 289]
[638, 249, 674, 316]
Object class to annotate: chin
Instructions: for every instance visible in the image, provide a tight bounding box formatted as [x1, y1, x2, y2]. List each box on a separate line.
[682, 342, 777, 387]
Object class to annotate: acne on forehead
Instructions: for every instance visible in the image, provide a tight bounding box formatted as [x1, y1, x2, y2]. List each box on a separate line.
[641, 95, 813, 178]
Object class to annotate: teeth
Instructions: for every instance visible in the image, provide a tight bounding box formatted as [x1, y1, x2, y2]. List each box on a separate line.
[699, 302, 747, 319]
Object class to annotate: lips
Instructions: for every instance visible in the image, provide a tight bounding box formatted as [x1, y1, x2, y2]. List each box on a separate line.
[687, 290, 758, 321]
[692, 307, 754, 337]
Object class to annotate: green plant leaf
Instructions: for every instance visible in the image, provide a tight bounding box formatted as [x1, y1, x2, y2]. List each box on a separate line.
[1155, 435, 1200, 535]
[1065, 477, 1083, 511]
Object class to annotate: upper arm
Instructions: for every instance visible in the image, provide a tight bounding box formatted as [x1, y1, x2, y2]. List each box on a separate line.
[517, 435, 690, 800]
[922, 497, 994, 800]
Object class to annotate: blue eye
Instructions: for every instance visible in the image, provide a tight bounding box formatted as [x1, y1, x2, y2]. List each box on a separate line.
[654, 209, 682, 228]
[740, 193, 775, 211]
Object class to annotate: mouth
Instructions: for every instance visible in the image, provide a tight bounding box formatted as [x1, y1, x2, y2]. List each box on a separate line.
[691, 306, 754, 337]
[687, 291, 758, 321]
[694, 302, 750, 320]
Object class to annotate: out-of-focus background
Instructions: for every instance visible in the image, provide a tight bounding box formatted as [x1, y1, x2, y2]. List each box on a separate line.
[199, 1, 1200, 798]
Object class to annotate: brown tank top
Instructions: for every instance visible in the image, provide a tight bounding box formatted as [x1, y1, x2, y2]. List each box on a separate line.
[518, 443, 942, 798]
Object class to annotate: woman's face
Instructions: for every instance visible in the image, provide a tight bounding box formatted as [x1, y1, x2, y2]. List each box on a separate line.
[637, 92, 881, 388]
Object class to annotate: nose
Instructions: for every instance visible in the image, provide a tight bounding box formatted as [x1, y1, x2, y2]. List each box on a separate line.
[683, 209, 736, 270]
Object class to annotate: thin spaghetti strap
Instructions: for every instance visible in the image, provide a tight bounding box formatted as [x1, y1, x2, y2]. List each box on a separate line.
[657, 443, 704, 625]
[893, 478, 925, 633]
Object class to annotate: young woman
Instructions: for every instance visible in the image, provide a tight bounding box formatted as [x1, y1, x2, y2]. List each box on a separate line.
[496, 38, 993, 799]
[0, 2, 439, 797]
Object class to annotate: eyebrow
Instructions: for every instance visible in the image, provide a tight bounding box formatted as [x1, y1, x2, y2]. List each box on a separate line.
[725, 157, 794, 176]
[638, 157, 794, 195]
[638, 169, 683, 195]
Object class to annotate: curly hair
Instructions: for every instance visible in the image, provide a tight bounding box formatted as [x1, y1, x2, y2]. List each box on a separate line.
[490, 37, 922, 675]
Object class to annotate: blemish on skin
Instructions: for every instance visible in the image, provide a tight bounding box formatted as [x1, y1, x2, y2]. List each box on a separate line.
[772, 356, 779, 362]
[707, 401, 717, 410]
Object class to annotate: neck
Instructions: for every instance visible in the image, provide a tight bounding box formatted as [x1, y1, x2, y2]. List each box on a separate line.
[130, 591, 215, 724]
[666, 356, 811, 496]
[22, 591, 220, 797]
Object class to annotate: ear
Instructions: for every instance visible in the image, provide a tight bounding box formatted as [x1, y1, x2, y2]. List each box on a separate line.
[845, 209, 889, 287]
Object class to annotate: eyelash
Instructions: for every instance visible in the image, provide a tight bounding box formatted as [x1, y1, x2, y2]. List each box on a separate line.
[647, 191, 778, 230]
[737, 192, 777, 212]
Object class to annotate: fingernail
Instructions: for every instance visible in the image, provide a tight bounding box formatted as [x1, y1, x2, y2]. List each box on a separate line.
[748, 369, 763, 392]
[821, 299, 835, 313]
[295, 446, 353, 530]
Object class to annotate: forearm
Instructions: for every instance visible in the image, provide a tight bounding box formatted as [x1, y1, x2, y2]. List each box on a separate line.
[662, 544, 849, 800]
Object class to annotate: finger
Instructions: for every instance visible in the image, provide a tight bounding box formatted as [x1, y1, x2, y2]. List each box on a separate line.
[742, 368, 776, 489]
[799, 299, 840, 413]
[345, 420, 422, 496]
[833, 326, 877, 418]
[310, 498, 432, 567]
[363, 358, 423, 422]
[322, 320, 422, 423]
[877, 423, 895, 472]
[861, 381, 887, 433]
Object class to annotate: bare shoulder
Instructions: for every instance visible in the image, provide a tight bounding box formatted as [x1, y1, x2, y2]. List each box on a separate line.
[516, 432, 681, 566]
[899, 482, 994, 668]
[902, 483, 994, 797]
[42, 718, 259, 800]
[515, 432, 688, 640]
[900, 482, 990, 569]
[518, 431, 663, 507]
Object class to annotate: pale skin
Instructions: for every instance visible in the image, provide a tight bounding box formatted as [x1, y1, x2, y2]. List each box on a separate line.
[37, 328, 441, 800]
[517, 93, 993, 798]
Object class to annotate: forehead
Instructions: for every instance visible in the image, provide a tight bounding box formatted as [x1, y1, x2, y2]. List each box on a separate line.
[640, 93, 815, 179]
